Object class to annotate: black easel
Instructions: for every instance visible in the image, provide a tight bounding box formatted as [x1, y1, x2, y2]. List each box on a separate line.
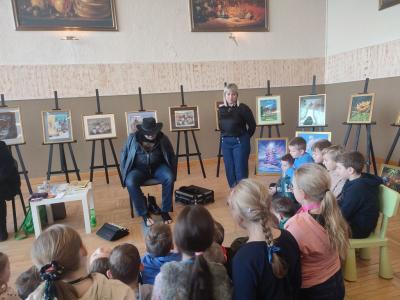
[88, 89, 123, 185]
[384, 123, 400, 166]
[175, 85, 206, 178]
[215, 82, 227, 177]
[296, 75, 328, 132]
[342, 78, 378, 174]
[46, 91, 81, 182]
[1, 94, 33, 194]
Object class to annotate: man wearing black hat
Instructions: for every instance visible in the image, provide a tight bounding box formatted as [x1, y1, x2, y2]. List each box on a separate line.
[120, 117, 177, 226]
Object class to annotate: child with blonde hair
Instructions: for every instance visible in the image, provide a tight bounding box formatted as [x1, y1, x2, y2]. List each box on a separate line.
[322, 145, 346, 199]
[0, 252, 19, 299]
[228, 179, 301, 300]
[285, 164, 349, 300]
[27, 224, 134, 300]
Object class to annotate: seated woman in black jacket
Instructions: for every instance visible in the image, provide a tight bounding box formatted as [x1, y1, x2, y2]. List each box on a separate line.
[218, 83, 256, 188]
[0, 140, 21, 241]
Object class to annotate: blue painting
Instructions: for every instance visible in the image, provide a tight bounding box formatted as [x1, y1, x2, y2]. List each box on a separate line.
[256, 138, 288, 175]
[295, 131, 332, 154]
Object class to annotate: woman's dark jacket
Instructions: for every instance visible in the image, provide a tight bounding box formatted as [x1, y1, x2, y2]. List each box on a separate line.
[0, 141, 21, 200]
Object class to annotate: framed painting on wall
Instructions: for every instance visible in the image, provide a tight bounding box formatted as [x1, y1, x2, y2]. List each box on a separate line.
[0, 107, 25, 145]
[12, 0, 118, 31]
[295, 131, 332, 155]
[379, 0, 400, 10]
[256, 138, 288, 175]
[83, 114, 117, 140]
[125, 111, 158, 135]
[256, 95, 282, 125]
[42, 110, 74, 144]
[190, 0, 268, 32]
[380, 164, 400, 192]
[298, 94, 326, 127]
[169, 106, 200, 131]
[347, 93, 375, 124]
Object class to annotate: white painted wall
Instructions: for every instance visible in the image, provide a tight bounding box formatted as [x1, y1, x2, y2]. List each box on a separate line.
[0, 0, 326, 65]
[326, 0, 400, 55]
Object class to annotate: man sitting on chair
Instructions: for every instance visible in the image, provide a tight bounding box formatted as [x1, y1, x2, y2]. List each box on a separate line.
[120, 117, 177, 227]
[0, 140, 21, 241]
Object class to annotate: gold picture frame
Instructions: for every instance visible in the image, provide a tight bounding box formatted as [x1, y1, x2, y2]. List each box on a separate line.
[347, 93, 375, 124]
[255, 137, 288, 176]
[82, 114, 117, 140]
[380, 164, 400, 192]
[41, 110, 74, 144]
[256, 95, 282, 125]
[12, 0, 118, 31]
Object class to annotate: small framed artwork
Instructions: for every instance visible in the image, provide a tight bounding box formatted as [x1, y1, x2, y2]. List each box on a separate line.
[83, 114, 117, 140]
[169, 106, 200, 131]
[380, 164, 400, 193]
[125, 111, 158, 135]
[12, 0, 118, 31]
[0, 107, 25, 145]
[256, 95, 282, 125]
[298, 94, 326, 127]
[256, 138, 288, 175]
[295, 131, 332, 155]
[215, 101, 224, 130]
[379, 0, 400, 10]
[395, 112, 400, 125]
[347, 93, 375, 124]
[190, 0, 268, 32]
[42, 110, 74, 144]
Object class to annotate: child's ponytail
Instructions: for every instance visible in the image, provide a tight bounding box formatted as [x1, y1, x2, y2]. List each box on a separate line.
[189, 254, 214, 300]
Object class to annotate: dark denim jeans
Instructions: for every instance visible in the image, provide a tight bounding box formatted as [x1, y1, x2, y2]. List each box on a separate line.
[221, 133, 250, 188]
[125, 164, 174, 216]
[299, 269, 345, 300]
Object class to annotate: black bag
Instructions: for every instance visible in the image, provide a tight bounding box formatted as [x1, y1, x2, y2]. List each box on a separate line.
[175, 185, 214, 205]
[96, 223, 129, 241]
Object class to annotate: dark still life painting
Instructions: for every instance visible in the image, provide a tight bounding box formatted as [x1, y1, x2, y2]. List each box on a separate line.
[12, 0, 118, 30]
[190, 0, 268, 32]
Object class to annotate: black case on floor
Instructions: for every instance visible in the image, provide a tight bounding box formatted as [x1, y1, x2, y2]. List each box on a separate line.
[96, 223, 129, 241]
[175, 185, 214, 205]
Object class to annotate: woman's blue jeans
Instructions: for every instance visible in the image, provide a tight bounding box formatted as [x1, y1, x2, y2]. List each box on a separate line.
[125, 164, 174, 216]
[221, 133, 251, 188]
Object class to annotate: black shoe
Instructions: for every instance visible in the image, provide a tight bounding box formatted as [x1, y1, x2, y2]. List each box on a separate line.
[161, 212, 172, 224]
[147, 195, 161, 215]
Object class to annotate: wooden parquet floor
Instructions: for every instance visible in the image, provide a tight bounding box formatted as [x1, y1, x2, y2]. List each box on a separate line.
[1, 158, 399, 299]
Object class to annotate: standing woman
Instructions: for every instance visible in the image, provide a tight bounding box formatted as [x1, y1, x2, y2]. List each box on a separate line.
[218, 83, 256, 188]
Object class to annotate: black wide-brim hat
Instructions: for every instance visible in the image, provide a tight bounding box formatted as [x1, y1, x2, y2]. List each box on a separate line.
[137, 117, 163, 135]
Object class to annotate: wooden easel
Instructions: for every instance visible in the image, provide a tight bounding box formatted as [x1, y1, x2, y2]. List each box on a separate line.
[45, 91, 81, 182]
[342, 78, 378, 174]
[296, 75, 328, 132]
[88, 89, 123, 185]
[254, 80, 285, 174]
[384, 123, 400, 166]
[0, 94, 33, 194]
[175, 85, 206, 178]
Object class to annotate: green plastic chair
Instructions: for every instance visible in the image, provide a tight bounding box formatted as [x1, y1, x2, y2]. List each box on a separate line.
[343, 185, 400, 281]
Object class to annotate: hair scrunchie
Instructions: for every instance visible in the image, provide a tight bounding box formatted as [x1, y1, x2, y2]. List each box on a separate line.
[267, 245, 281, 264]
[39, 261, 64, 300]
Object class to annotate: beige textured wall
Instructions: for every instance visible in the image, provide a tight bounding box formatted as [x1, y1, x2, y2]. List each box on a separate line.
[7, 84, 324, 178]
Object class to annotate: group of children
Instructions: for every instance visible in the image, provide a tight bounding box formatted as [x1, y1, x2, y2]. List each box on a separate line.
[0, 134, 384, 300]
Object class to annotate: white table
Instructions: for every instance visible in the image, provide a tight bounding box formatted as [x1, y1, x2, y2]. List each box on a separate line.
[30, 183, 94, 238]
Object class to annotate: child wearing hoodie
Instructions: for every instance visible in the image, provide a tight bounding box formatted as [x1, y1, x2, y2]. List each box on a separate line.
[336, 151, 383, 238]
[141, 223, 181, 285]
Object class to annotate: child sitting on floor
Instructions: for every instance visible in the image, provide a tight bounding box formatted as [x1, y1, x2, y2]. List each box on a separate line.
[322, 145, 346, 199]
[141, 224, 181, 285]
[89, 247, 112, 277]
[269, 154, 296, 203]
[0, 252, 19, 300]
[288, 137, 314, 170]
[311, 139, 332, 165]
[271, 197, 298, 229]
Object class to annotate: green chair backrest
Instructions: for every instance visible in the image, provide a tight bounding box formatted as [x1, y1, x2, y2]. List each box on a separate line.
[377, 185, 400, 239]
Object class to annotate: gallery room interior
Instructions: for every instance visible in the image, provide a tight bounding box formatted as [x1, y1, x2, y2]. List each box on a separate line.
[0, 0, 400, 299]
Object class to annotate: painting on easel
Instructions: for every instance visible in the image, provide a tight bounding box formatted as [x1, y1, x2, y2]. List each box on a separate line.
[347, 93, 375, 124]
